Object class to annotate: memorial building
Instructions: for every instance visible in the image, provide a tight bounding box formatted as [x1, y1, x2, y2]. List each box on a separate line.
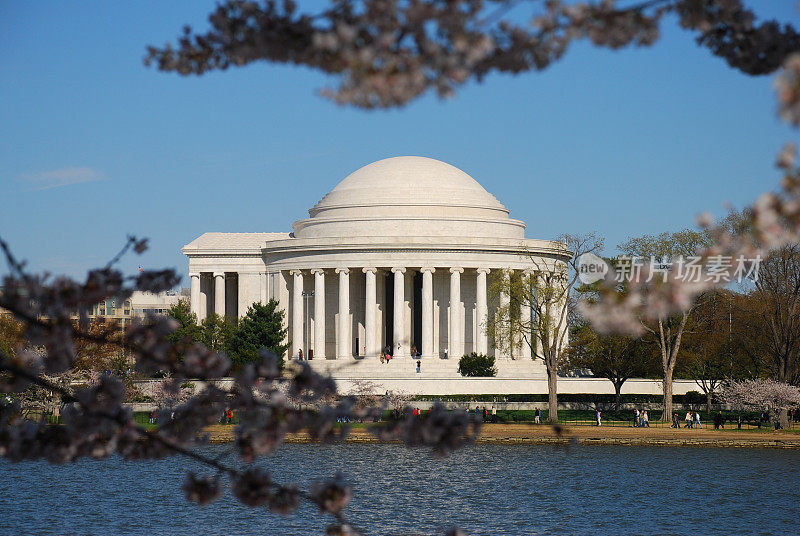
[183, 156, 573, 393]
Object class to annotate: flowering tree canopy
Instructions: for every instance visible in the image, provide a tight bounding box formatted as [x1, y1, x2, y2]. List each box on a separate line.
[0, 237, 481, 535]
[721, 379, 800, 424]
[145, 0, 800, 109]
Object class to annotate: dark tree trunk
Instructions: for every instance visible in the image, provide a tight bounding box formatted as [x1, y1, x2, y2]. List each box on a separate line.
[662, 370, 674, 422]
[547, 367, 558, 422]
[779, 408, 790, 430]
[613, 380, 623, 412]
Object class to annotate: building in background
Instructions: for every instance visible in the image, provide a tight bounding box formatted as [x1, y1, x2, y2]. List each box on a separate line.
[130, 290, 184, 318]
[87, 290, 184, 330]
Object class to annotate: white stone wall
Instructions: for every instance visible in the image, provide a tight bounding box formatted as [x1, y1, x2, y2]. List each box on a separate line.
[333, 377, 700, 396]
[134, 377, 701, 399]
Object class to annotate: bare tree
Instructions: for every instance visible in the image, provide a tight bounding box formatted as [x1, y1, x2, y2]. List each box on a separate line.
[489, 233, 602, 422]
[728, 245, 800, 426]
[678, 289, 747, 413]
[617, 229, 712, 421]
[747, 245, 800, 385]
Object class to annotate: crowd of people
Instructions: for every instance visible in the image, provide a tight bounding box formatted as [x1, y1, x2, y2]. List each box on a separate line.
[465, 405, 498, 423]
[669, 410, 705, 429]
[143, 402, 788, 430]
[632, 409, 651, 427]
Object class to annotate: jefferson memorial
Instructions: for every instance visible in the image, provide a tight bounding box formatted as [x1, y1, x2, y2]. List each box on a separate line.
[183, 157, 588, 394]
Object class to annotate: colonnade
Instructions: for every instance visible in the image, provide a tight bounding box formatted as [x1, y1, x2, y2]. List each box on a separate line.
[286, 266, 538, 360]
[190, 272, 233, 319]
[189, 271, 253, 321]
[190, 266, 548, 361]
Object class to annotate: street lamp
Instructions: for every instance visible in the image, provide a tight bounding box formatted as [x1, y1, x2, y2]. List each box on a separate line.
[302, 290, 314, 359]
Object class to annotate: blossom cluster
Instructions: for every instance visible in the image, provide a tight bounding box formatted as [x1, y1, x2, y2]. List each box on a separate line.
[721, 379, 800, 414]
[0, 236, 482, 534]
[145, 0, 799, 108]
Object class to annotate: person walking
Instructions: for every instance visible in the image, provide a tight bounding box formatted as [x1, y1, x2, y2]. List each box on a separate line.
[416, 360, 421, 373]
[491, 405, 497, 423]
[298, 348, 304, 360]
[535, 408, 541, 424]
[634, 408, 640, 427]
[685, 411, 693, 428]
[695, 411, 702, 429]
[672, 413, 680, 428]
[642, 410, 650, 427]
[596, 409, 602, 426]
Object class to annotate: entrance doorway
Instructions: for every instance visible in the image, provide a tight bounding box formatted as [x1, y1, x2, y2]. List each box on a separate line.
[384, 272, 393, 355]
[412, 271, 422, 355]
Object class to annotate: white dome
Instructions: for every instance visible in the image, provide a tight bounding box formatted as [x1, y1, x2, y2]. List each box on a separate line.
[292, 156, 525, 239]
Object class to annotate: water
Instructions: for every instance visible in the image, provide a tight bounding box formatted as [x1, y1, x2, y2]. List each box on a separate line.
[2, 444, 799, 535]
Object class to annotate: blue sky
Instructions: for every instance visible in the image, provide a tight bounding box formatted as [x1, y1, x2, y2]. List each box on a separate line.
[1, 2, 798, 284]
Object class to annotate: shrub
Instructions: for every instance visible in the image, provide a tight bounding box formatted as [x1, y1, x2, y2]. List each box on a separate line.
[457, 353, 497, 377]
[683, 390, 705, 405]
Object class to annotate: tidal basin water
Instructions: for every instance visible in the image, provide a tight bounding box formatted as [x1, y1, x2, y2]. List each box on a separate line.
[2, 443, 800, 535]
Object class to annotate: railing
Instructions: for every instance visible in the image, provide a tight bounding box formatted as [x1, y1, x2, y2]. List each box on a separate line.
[494, 411, 800, 430]
[32, 409, 800, 431]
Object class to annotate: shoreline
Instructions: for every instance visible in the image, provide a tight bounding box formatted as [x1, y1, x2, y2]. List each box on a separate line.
[205, 423, 800, 450]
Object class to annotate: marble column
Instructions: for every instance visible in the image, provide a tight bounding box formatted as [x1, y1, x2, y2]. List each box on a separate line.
[421, 267, 435, 358]
[199, 274, 209, 321]
[534, 272, 544, 357]
[449, 267, 463, 359]
[214, 272, 225, 318]
[499, 269, 511, 359]
[190, 273, 200, 321]
[519, 270, 533, 359]
[363, 267, 377, 358]
[259, 272, 268, 305]
[290, 270, 303, 359]
[311, 269, 326, 359]
[336, 268, 350, 359]
[236, 273, 249, 319]
[392, 267, 406, 357]
[475, 268, 489, 355]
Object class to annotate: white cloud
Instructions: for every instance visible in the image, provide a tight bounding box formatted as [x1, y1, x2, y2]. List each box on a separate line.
[23, 167, 105, 191]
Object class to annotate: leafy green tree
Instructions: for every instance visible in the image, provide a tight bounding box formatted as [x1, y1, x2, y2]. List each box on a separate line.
[227, 300, 289, 367]
[568, 322, 656, 411]
[618, 228, 712, 420]
[488, 233, 604, 422]
[166, 299, 201, 344]
[457, 353, 497, 377]
[678, 289, 751, 413]
[199, 313, 236, 354]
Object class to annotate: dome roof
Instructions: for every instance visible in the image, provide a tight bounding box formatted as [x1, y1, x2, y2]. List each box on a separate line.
[292, 156, 525, 239]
